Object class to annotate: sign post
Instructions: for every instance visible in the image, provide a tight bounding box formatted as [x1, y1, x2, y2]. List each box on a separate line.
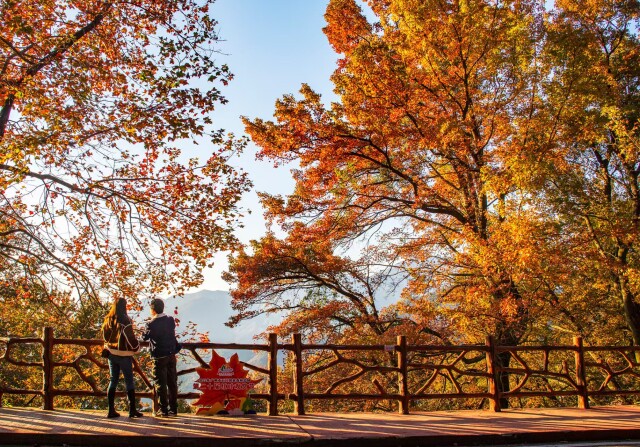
[193, 351, 262, 415]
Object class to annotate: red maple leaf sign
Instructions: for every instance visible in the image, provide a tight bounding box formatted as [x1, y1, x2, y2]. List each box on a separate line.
[193, 351, 262, 414]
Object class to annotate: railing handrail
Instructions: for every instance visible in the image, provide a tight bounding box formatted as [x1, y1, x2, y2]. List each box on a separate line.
[2, 328, 640, 415]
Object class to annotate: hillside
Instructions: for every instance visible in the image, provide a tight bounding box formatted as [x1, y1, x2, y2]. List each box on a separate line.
[163, 289, 277, 343]
[163, 290, 278, 366]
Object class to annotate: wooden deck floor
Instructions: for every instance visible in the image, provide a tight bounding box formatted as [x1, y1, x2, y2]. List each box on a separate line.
[1, 405, 640, 446]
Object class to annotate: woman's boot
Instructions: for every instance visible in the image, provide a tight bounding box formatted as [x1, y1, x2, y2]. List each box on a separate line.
[127, 389, 143, 418]
[107, 388, 120, 418]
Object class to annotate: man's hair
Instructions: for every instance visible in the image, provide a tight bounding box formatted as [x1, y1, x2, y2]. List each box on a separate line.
[151, 298, 164, 314]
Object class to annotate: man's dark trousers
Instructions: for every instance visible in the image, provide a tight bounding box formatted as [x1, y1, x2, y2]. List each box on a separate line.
[153, 355, 178, 413]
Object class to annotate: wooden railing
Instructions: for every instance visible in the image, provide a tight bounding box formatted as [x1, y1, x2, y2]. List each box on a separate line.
[1, 328, 639, 415]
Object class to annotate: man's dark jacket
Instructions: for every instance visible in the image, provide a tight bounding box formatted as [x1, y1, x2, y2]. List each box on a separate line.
[142, 314, 179, 358]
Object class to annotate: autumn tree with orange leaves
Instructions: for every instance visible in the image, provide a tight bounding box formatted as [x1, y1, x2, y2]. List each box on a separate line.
[229, 0, 545, 349]
[0, 0, 250, 304]
[226, 0, 640, 407]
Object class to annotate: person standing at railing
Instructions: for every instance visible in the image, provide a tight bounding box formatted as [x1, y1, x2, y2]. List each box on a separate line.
[101, 298, 144, 419]
[142, 298, 181, 418]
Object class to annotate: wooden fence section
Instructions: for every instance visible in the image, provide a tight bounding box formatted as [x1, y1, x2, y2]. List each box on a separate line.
[1, 328, 639, 415]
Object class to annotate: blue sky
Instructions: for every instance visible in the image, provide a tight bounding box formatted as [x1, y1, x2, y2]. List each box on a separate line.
[193, 0, 339, 291]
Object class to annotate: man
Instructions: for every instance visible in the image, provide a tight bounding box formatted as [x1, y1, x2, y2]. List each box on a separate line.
[143, 298, 180, 417]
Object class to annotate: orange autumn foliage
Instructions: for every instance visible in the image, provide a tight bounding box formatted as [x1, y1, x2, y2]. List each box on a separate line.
[232, 0, 545, 347]
[229, 0, 639, 353]
[0, 0, 250, 302]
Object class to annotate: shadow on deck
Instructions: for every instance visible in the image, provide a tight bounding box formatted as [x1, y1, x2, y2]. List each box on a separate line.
[1, 405, 640, 447]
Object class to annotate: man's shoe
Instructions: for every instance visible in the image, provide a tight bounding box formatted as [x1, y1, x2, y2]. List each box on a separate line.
[167, 410, 178, 417]
[155, 410, 169, 418]
[106, 410, 120, 418]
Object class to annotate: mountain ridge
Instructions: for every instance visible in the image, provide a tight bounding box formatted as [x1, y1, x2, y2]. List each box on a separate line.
[164, 289, 275, 345]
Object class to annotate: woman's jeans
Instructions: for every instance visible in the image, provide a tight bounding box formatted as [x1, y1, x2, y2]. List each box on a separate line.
[108, 354, 135, 392]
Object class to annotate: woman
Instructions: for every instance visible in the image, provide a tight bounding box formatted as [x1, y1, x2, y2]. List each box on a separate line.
[101, 298, 143, 418]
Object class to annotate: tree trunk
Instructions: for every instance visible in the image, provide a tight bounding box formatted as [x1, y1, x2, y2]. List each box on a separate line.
[492, 280, 528, 408]
[494, 331, 520, 409]
[621, 285, 640, 347]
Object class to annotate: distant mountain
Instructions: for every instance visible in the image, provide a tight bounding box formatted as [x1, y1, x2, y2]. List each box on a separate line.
[165, 289, 277, 343]
[163, 290, 280, 365]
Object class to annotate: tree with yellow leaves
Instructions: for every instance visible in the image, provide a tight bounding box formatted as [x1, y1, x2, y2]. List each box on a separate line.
[228, 1, 551, 410]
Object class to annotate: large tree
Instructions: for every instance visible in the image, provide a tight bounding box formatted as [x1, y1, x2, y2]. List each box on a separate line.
[231, 0, 545, 350]
[0, 0, 250, 302]
[537, 0, 640, 345]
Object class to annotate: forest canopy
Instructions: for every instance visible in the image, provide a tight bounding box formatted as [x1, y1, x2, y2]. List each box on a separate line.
[226, 0, 640, 349]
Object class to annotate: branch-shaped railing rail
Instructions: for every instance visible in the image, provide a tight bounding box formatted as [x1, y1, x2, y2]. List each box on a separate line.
[1, 329, 639, 415]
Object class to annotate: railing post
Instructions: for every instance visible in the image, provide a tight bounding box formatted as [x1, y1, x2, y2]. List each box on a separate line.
[573, 336, 589, 409]
[292, 333, 305, 415]
[42, 327, 54, 410]
[267, 333, 279, 416]
[485, 335, 501, 412]
[397, 335, 409, 414]
[152, 389, 159, 413]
